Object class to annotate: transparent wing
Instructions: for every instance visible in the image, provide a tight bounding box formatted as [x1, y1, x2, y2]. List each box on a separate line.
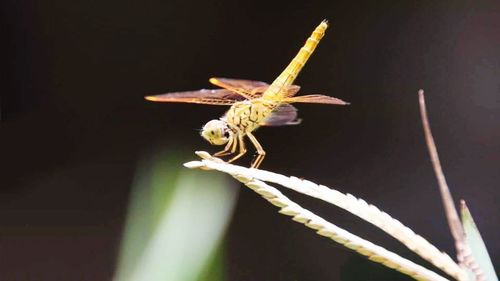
[145, 89, 245, 105]
[209, 77, 305, 100]
[283, 85, 301, 97]
[260, 104, 301, 126]
[284, 94, 349, 105]
[210, 77, 269, 92]
[209, 77, 269, 99]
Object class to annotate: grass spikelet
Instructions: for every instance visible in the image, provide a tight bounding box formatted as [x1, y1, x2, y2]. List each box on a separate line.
[185, 154, 467, 280]
[182, 167, 451, 281]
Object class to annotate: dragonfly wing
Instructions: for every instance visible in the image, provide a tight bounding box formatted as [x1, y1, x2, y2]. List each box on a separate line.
[283, 85, 301, 97]
[260, 104, 301, 126]
[209, 77, 269, 99]
[145, 89, 245, 105]
[284, 94, 349, 105]
[210, 77, 269, 91]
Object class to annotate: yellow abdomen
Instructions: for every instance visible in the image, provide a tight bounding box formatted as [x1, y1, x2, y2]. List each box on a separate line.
[263, 20, 329, 101]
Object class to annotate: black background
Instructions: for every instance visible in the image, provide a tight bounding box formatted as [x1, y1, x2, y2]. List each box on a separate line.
[2, 1, 499, 280]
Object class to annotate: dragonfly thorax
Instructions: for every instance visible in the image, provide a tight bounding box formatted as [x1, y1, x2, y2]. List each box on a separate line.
[201, 119, 231, 145]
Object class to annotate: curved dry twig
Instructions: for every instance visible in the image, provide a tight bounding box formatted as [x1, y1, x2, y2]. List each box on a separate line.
[185, 157, 449, 281]
[185, 151, 468, 281]
[419, 90, 482, 281]
[418, 90, 466, 260]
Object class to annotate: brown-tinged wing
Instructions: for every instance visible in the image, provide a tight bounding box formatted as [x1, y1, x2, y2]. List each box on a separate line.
[145, 89, 245, 105]
[209, 77, 269, 99]
[260, 104, 302, 126]
[283, 85, 301, 97]
[284, 94, 350, 105]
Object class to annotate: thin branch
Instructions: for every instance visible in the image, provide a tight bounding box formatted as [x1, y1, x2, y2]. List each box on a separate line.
[185, 158, 450, 281]
[418, 90, 484, 281]
[418, 90, 466, 258]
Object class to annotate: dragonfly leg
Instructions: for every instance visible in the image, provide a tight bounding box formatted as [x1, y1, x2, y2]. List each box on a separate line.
[246, 132, 266, 168]
[213, 135, 236, 157]
[228, 133, 247, 163]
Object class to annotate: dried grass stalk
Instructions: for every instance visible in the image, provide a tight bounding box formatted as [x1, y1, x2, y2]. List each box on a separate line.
[185, 151, 467, 281]
[419, 90, 482, 281]
[185, 157, 449, 281]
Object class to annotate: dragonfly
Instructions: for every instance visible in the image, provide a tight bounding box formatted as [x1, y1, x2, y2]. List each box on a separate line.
[145, 20, 349, 168]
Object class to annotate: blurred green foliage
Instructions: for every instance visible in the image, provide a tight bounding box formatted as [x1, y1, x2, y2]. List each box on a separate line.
[114, 150, 237, 281]
[461, 202, 498, 281]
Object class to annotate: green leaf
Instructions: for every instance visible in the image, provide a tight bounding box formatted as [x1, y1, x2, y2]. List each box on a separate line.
[461, 200, 498, 281]
[114, 149, 237, 281]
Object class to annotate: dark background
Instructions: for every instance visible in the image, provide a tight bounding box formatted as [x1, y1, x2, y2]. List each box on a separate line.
[2, 0, 499, 280]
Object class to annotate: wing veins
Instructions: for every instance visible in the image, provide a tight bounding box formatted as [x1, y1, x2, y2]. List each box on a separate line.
[145, 89, 244, 105]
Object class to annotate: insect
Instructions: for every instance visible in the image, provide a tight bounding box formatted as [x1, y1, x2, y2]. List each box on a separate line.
[145, 20, 349, 168]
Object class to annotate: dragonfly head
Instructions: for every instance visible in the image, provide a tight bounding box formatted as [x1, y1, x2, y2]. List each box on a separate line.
[201, 119, 231, 145]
